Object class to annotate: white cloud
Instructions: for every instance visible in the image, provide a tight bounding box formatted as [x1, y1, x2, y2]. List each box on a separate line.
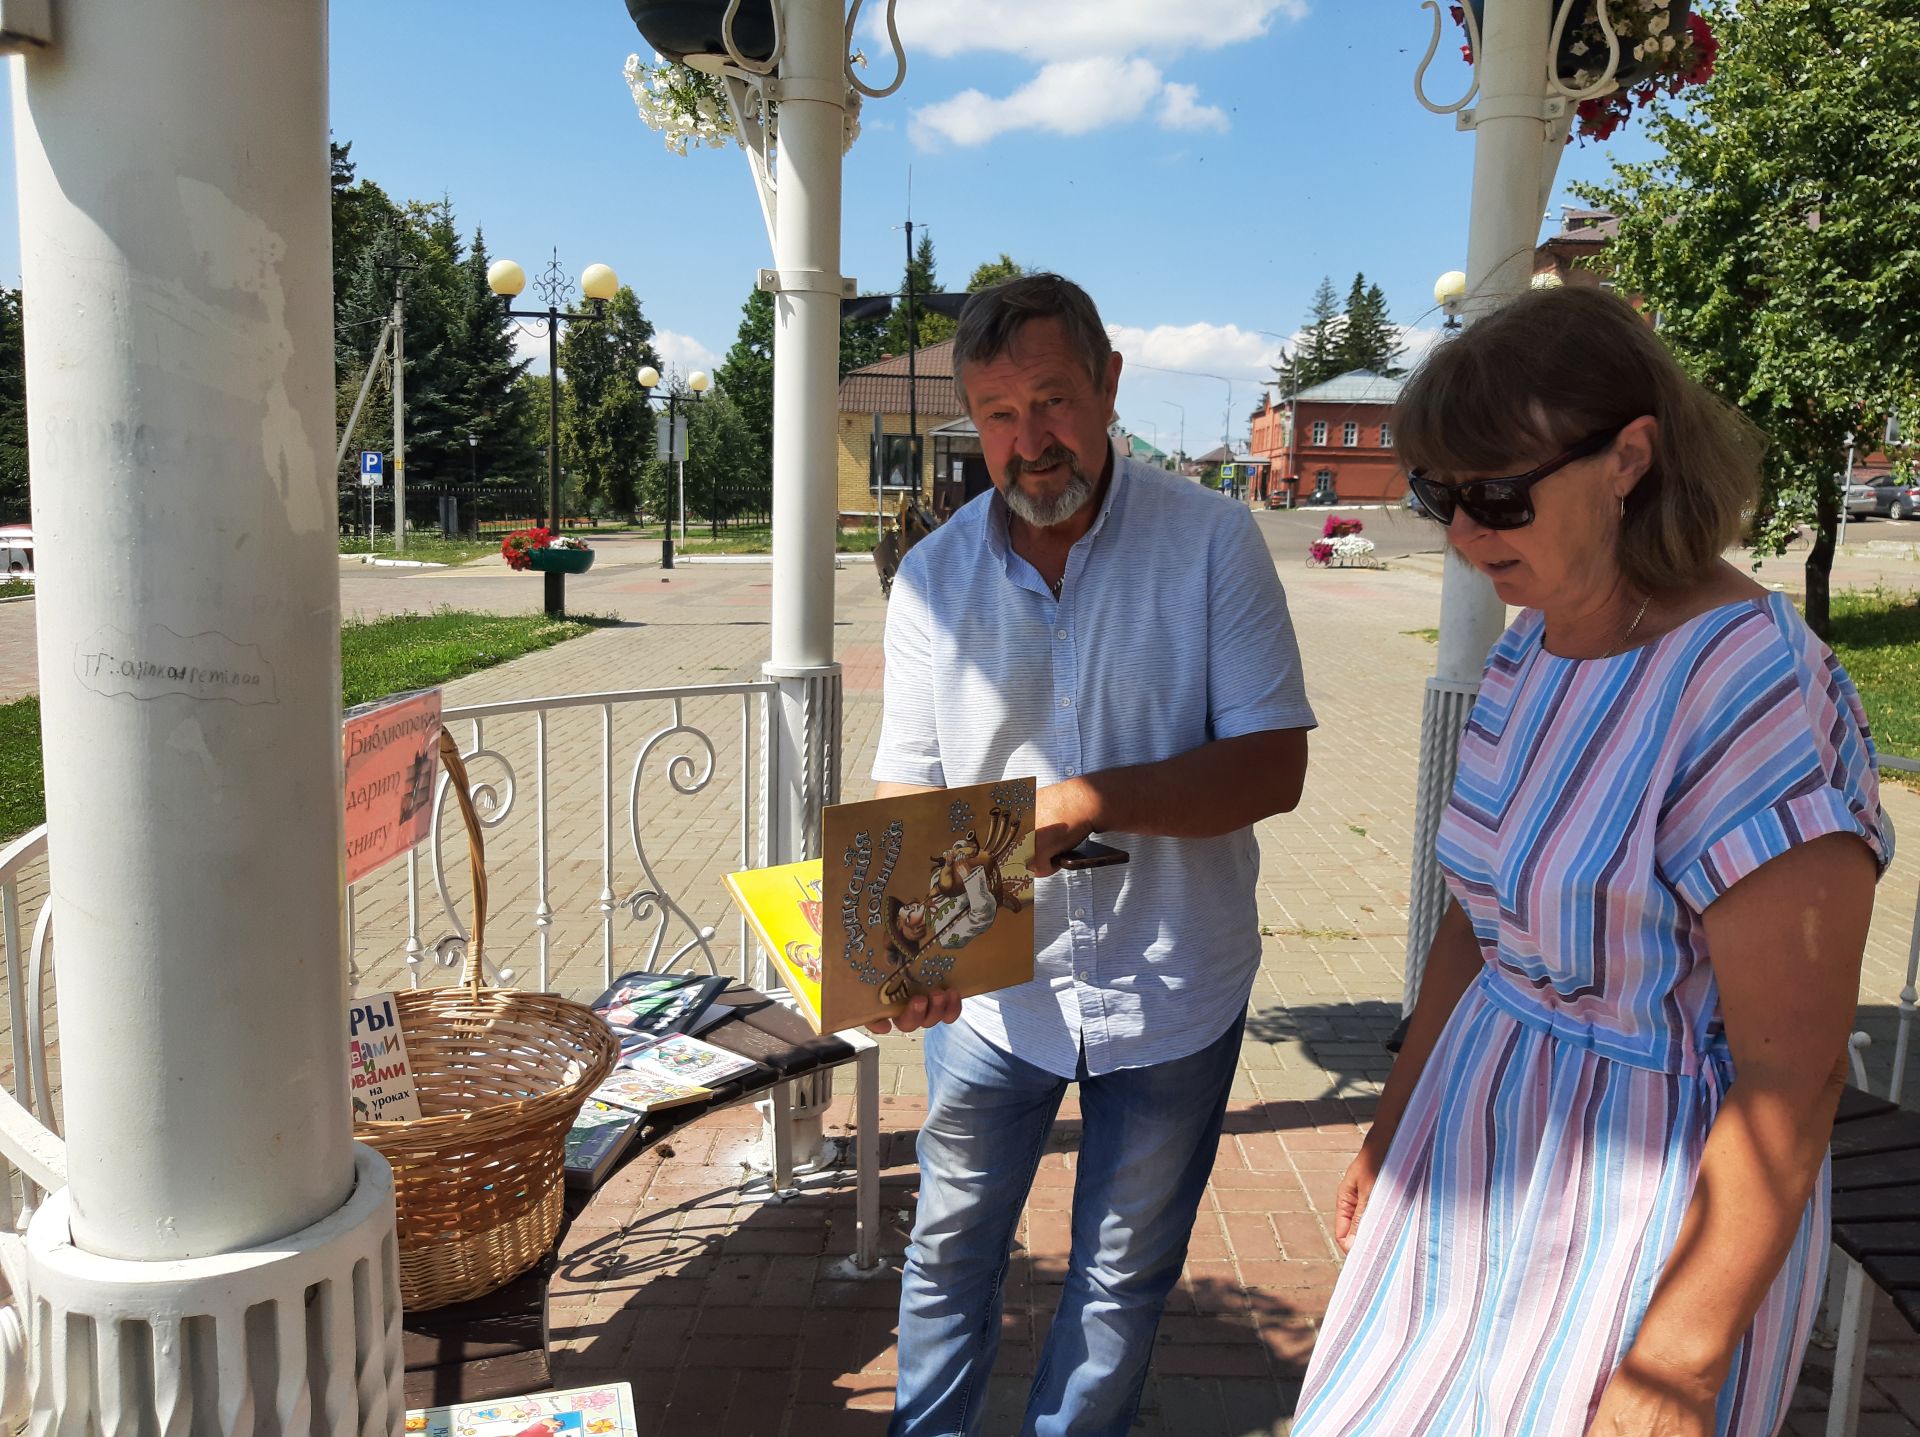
[911, 57, 1164, 148]
[1396, 325, 1445, 370]
[896, 0, 1306, 148]
[1158, 82, 1229, 133]
[511, 325, 550, 376]
[654, 329, 722, 376]
[1107, 321, 1286, 379]
[886, 0, 1308, 61]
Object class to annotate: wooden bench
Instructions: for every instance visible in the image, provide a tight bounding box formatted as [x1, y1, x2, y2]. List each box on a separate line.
[400, 984, 878, 1407]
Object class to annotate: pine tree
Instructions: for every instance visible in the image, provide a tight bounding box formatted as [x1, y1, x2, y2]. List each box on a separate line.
[715, 287, 773, 483]
[686, 391, 760, 527]
[841, 298, 890, 376]
[1273, 277, 1345, 395]
[1334, 274, 1405, 376]
[884, 231, 956, 356]
[447, 230, 538, 485]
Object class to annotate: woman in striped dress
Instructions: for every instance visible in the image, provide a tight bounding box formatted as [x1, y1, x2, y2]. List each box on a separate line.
[1292, 287, 1890, 1437]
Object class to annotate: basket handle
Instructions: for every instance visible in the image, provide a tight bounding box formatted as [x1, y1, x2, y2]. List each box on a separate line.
[436, 730, 489, 996]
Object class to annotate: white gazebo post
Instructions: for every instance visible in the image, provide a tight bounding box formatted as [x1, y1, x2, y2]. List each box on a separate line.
[8, 1, 402, 1429]
[1402, 0, 1579, 1009]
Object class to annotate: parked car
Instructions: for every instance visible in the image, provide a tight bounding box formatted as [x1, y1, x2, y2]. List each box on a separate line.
[1846, 475, 1920, 520]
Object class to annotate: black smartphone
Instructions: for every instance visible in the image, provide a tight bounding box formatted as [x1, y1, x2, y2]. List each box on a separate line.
[1054, 840, 1130, 870]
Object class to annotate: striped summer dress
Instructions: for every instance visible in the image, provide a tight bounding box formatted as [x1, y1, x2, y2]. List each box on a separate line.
[1292, 594, 1891, 1437]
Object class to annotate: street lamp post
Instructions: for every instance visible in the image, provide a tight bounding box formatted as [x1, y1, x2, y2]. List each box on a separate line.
[487, 253, 619, 618]
[467, 431, 478, 483]
[639, 365, 711, 570]
[1160, 399, 1185, 470]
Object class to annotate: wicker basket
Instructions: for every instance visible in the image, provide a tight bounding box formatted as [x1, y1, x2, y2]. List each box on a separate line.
[355, 731, 619, 1311]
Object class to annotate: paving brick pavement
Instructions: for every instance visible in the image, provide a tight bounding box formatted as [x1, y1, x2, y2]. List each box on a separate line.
[6, 527, 1920, 1431]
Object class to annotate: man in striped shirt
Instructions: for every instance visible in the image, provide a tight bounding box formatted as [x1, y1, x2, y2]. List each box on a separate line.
[873, 274, 1316, 1436]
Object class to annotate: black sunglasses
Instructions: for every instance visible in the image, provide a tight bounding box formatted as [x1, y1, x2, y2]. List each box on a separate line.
[1407, 423, 1628, 530]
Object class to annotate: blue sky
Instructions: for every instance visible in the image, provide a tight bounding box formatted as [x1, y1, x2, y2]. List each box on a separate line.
[0, 0, 1658, 454]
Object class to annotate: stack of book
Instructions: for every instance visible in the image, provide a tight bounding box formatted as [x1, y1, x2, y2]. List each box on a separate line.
[561, 972, 767, 1190]
[407, 1380, 637, 1437]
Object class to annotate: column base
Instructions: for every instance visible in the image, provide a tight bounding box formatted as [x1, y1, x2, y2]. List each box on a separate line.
[24, 1146, 404, 1437]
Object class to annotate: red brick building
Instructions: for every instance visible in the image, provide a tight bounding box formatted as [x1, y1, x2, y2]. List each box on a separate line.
[1248, 370, 1406, 505]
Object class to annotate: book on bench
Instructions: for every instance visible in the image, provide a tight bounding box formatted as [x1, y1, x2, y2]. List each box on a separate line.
[724, 778, 1038, 1034]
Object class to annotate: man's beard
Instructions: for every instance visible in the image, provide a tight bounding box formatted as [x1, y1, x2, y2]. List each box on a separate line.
[1003, 445, 1096, 528]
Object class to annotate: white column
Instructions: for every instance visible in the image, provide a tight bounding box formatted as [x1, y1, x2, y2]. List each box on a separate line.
[1403, 0, 1560, 1009]
[763, 0, 846, 866]
[13, 0, 355, 1259]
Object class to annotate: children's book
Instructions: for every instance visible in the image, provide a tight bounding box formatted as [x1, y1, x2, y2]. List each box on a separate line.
[346, 992, 422, 1123]
[563, 1099, 645, 1191]
[406, 1380, 639, 1437]
[625, 1033, 764, 1089]
[590, 1065, 711, 1117]
[724, 778, 1038, 1033]
[590, 971, 731, 1043]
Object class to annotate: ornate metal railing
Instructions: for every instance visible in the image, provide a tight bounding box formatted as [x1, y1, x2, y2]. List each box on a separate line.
[0, 826, 67, 1231]
[348, 681, 783, 999]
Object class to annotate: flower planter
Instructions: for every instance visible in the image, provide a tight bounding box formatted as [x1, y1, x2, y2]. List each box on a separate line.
[625, 0, 776, 65]
[1465, 0, 1690, 90]
[526, 547, 596, 576]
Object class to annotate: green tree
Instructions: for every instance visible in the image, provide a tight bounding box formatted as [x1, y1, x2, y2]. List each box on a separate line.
[1335, 274, 1404, 376]
[556, 285, 661, 518]
[0, 289, 26, 523]
[1273, 276, 1345, 395]
[444, 229, 538, 485]
[967, 254, 1027, 292]
[841, 297, 890, 376]
[884, 231, 956, 356]
[715, 287, 774, 481]
[1579, 0, 1920, 636]
[686, 391, 761, 527]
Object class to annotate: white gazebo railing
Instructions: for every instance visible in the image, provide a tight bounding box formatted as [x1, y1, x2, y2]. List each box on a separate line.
[0, 672, 878, 1275]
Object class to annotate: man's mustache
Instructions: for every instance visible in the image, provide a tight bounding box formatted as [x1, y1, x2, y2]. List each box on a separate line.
[1007, 447, 1079, 482]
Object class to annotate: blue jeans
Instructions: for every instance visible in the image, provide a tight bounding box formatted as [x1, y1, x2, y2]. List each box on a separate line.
[889, 1014, 1244, 1437]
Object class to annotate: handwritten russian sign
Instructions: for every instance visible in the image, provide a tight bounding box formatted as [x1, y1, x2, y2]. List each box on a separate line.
[342, 688, 441, 884]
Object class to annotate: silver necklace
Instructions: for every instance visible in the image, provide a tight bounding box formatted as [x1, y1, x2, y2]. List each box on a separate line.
[1608, 593, 1653, 657]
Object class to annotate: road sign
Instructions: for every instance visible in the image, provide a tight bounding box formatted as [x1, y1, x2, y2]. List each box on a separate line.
[359, 451, 384, 487]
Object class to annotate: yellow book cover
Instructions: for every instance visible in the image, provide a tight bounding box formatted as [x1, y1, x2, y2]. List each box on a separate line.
[725, 778, 1037, 1034]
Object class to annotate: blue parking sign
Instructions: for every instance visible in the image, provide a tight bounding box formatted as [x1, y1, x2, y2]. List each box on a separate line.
[360, 451, 384, 484]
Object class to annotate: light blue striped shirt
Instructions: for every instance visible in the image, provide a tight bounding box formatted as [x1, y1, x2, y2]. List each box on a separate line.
[873, 450, 1316, 1078]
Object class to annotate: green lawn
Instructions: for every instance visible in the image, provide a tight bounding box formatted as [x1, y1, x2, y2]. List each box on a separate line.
[0, 579, 31, 600]
[0, 610, 608, 840]
[338, 534, 499, 565]
[635, 523, 880, 555]
[1828, 587, 1920, 765]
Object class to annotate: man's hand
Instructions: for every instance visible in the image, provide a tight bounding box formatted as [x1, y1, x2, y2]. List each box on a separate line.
[867, 987, 963, 1036]
[1028, 777, 1100, 878]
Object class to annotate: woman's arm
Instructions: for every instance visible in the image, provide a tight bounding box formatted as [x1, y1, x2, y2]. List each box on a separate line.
[1588, 831, 1878, 1433]
[1335, 899, 1485, 1252]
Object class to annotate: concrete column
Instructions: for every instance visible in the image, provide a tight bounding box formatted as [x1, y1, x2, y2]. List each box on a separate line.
[1403, 0, 1562, 1007]
[13, 0, 354, 1259]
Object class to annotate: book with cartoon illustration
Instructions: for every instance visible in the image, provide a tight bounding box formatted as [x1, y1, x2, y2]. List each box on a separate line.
[406, 1380, 638, 1437]
[724, 778, 1037, 1033]
[589, 1065, 711, 1117]
[626, 1033, 763, 1088]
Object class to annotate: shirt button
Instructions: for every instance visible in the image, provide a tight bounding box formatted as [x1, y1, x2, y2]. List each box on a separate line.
[1059, 696, 1072, 708]
[1065, 765, 1078, 777]
[1076, 970, 1090, 982]
[1055, 628, 1068, 640]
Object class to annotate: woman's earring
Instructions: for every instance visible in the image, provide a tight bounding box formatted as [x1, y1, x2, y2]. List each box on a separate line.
[1618, 496, 1626, 521]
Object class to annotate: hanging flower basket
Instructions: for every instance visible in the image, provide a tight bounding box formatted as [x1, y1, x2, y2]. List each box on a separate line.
[624, 0, 776, 65]
[1455, 0, 1716, 143]
[503, 528, 595, 574]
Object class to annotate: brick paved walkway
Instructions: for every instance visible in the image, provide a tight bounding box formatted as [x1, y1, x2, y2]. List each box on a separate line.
[6, 523, 1919, 1432]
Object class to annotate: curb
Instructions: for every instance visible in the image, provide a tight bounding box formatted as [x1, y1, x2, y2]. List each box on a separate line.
[355, 556, 448, 569]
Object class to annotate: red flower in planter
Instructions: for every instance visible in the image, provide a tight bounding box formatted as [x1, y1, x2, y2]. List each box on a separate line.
[502, 527, 553, 571]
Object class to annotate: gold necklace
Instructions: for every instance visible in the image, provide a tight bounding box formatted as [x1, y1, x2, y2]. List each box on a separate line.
[1608, 592, 1653, 657]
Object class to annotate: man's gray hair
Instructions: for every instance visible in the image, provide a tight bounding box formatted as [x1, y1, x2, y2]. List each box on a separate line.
[952, 273, 1113, 394]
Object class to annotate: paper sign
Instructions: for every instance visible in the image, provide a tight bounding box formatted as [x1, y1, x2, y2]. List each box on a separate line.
[342, 688, 442, 884]
[348, 992, 421, 1123]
